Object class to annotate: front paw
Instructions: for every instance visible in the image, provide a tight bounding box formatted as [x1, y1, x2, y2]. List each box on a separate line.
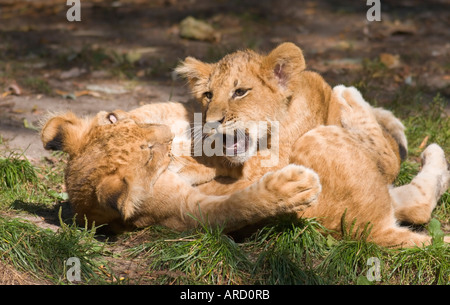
[263, 164, 321, 212]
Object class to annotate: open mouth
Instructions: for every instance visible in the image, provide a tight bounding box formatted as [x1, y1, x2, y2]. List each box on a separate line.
[222, 131, 250, 156]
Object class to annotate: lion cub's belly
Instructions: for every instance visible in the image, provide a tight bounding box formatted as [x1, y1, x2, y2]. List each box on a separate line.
[291, 126, 393, 231]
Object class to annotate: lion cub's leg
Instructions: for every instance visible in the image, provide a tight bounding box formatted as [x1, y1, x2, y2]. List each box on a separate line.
[292, 126, 445, 248]
[183, 164, 321, 232]
[333, 85, 400, 182]
[390, 143, 450, 224]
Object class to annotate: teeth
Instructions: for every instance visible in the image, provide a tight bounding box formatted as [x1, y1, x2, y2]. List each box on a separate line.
[222, 132, 249, 155]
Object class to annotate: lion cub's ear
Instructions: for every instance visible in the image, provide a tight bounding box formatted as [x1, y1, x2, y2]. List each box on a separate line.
[175, 57, 214, 98]
[41, 112, 89, 156]
[262, 42, 306, 91]
[96, 174, 141, 221]
[96, 175, 128, 217]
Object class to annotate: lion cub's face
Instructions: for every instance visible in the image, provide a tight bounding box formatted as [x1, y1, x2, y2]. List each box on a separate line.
[72, 117, 174, 191]
[41, 111, 173, 231]
[176, 43, 306, 164]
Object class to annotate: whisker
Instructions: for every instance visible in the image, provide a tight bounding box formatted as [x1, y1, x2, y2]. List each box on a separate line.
[170, 154, 191, 166]
[236, 128, 246, 138]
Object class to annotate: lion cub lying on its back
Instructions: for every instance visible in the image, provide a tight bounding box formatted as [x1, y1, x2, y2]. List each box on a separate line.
[41, 112, 321, 233]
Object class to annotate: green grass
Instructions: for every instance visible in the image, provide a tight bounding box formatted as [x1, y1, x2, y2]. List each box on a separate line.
[129, 223, 252, 284]
[58, 46, 148, 80]
[22, 76, 52, 95]
[0, 151, 110, 284]
[319, 239, 386, 284]
[124, 217, 449, 285]
[0, 214, 105, 284]
[0, 151, 38, 190]
[0, 151, 67, 211]
[249, 217, 328, 284]
[402, 94, 449, 157]
[387, 219, 449, 285]
[394, 160, 420, 187]
[389, 243, 449, 285]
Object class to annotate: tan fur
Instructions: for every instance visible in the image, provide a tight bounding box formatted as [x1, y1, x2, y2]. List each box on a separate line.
[41, 112, 321, 233]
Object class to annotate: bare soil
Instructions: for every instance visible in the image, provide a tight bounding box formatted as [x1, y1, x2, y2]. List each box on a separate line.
[1, 0, 449, 160]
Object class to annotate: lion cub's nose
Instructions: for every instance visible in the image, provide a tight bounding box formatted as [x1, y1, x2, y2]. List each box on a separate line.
[206, 116, 224, 124]
[205, 105, 225, 123]
[205, 116, 225, 132]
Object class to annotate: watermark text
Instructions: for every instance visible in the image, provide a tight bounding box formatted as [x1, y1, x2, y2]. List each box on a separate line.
[366, 0, 381, 22]
[67, 0, 81, 22]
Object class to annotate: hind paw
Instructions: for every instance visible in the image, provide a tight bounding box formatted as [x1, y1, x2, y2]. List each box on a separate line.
[333, 85, 375, 130]
[421, 143, 450, 195]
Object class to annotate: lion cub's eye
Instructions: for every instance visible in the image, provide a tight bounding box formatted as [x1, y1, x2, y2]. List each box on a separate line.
[140, 143, 154, 150]
[232, 88, 250, 98]
[203, 91, 213, 100]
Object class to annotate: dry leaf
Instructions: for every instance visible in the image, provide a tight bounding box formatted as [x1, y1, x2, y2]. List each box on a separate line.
[379, 53, 401, 69]
[8, 83, 22, 95]
[12, 108, 26, 114]
[1, 91, 12, 98]
[1, 83, 22, 97]
[54, 89, 69, 96]
[419, 136, 429, 149]
[23, 118, 39, 131]
[54, 89, 76, 100]
[75, 90, 101, 98]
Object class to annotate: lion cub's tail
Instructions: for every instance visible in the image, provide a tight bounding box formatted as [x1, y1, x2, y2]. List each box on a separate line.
[372, 107, 408, 161]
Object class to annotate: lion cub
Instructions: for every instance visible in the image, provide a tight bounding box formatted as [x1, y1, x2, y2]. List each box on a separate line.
[172, 42, 449, 247]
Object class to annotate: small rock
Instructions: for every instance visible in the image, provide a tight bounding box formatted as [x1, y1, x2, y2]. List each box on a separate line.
[86, 84, 128, 95]
[60, 67, 87, 79]
[179, 16, 220, 42]
[404, 75, 414, 86]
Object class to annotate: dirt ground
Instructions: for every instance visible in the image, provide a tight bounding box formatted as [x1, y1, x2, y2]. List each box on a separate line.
[0, 0, 449, 161]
